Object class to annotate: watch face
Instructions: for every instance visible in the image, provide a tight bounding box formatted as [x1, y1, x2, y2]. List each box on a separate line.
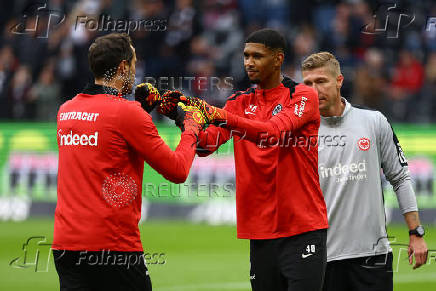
[417, 226, 425, 236]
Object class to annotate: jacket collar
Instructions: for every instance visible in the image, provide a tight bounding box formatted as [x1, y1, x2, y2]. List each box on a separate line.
[321, 97, 351, 125]
[339, 97, 351, 117]
[255, 79, 287, 104]
[281, 75, 298, 88]
[82, 83, 119, 96]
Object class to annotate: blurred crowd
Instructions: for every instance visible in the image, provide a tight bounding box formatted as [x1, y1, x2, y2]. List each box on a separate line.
[0, 0, 435, 122]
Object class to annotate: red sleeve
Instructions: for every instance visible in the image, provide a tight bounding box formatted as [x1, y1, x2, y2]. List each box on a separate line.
[196, 125, 230, 157]
[196, 93, 241, 157]
[120, 101, 197, 183]
[225, 84, 319, 142]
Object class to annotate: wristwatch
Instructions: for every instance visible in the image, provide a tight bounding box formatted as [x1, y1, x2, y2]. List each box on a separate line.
[409, 225, 425, 237]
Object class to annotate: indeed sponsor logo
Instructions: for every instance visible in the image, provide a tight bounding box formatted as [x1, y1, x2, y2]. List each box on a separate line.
[319, 160, 367, 182]
[58, 130, 99, 146]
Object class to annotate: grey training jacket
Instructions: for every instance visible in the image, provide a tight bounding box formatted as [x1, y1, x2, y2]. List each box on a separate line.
[318, 98, 418, 262]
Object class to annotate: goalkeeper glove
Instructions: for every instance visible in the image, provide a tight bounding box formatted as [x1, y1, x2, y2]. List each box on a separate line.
[158, 90, 187, 119]
[174, 102, 206, 135]
[159, 90, 226, 124]
[134, 83, 162, 113]
[184, 96, 227, 125]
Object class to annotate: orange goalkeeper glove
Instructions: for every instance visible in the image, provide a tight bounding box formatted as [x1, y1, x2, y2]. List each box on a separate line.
[184, 96, 227, 125]
[174, 102, 206, 135]
[159, 90, 227, 124]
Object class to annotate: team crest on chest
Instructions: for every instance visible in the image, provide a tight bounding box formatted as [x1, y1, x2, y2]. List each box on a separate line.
[358, 137, 370, 151]
[272, 104, 282, 116]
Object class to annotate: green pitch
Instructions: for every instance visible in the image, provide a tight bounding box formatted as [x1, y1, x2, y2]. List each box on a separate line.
[0, 219, 435, 291]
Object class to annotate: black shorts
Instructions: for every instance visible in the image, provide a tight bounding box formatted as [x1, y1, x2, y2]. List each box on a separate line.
[53, 250, 152, 291]
[323, 253, 393, 291]
[249, 229, 327, 291]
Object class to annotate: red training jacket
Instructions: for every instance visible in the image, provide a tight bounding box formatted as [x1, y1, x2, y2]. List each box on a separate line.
[53, 84, 197, 251]
[197, 77, 328, 239]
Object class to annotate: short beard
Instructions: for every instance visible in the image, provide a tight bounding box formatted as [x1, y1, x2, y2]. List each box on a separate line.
[121, 71, 135, 95]
[249, 78, 261, 84]
[121, 82, 133, 95]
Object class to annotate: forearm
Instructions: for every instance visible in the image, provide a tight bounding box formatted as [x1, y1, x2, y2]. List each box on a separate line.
[403, 211, 421, 230]
[121, 102, 198, 184]
[225, 112, 280, 142]
[196, 125, 231, 157]
[395, 178, 418, 214]
[396, 179, 420, 229]
[145, 132, 197, 184]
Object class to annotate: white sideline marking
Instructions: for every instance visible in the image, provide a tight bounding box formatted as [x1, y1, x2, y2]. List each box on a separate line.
[395, 272, 436, 283]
